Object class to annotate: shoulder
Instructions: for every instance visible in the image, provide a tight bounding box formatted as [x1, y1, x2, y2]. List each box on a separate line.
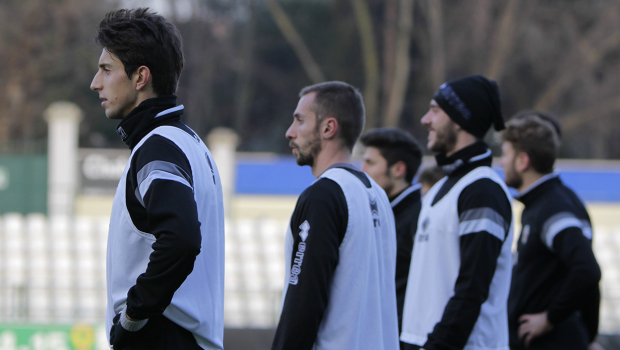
[459, 178, 510, 208]
[534, 184, 587, 221]
[299, 178, 346, 205]
[133, 135, 190, 169]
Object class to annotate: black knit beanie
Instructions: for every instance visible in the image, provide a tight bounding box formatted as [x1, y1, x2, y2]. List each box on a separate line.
[433, 75, 504, 139]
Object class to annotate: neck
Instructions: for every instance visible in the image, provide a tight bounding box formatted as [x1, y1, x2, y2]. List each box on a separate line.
[388, 180, 410, 198]
[518, 170, 545, 193]
[446, 131, 477, 156]
[124, 91, 158, 119]
[311, 142, 352, 178]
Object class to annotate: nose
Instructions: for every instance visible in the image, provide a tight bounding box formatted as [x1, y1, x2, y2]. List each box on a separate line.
[285, 122, 295, 140]
[421, 111, 432, 126]
[360, 162, 368, 172]
[90, 71, 102, 92]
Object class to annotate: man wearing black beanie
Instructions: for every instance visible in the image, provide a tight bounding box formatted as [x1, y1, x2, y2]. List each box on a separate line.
[400, 75, 514, 350]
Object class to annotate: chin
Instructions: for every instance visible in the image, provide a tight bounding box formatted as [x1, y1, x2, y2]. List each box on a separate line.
[505, 176, 522, 189]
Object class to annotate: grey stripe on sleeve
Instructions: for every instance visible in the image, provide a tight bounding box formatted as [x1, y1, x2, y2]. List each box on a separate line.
[541, 212, 583, 250]
[135, 160, 193, 206]
[458, 207, 508, 241]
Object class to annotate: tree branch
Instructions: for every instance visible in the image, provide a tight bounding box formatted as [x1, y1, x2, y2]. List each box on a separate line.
[350, 0, 380, 129]
[383, 0, 415, 127]
[264, 0, 326, 84]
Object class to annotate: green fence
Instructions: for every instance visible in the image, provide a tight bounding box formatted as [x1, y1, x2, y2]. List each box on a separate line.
[0, 324, 104, 350]
[0, 155, 47, 215]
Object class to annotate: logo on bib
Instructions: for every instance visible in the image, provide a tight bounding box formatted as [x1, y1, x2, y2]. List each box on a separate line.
[369, 196, 380, 227]
[521, 225, 530, 244]
[290, 221, 310, 285]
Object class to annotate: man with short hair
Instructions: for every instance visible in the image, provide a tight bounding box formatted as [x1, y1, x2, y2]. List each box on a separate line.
[91, 8, 224, 350]
[500, 112, 601, 350]
[359, 128, 423, 336]
[400, 75, 514, 350]
[418, 166, 445, 196]
[271, 81, 399, 350]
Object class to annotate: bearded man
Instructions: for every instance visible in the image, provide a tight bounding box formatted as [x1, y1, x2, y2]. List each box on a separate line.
[271, 81, 400, 350]
[500, 112, 601, 350]
[400, 75, 514, 350]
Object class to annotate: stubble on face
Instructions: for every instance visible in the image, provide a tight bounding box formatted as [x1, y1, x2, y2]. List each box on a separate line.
[504, 155, 523, 189]
[291, 124, 322, 167]
[380, 168, 395, 196]
[361, 147, 393, 194]
[429, 119, 458, 154]
[501, 142, 523, 189]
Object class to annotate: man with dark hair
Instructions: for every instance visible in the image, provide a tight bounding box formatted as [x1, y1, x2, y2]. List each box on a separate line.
[359, 127, 423, 337]
[418, 166, 445, 196]
[400, 75, 514, 350]
[500, 113, 601, 350]
[272, 81, 399, 350]
[91, 8, 224, 350]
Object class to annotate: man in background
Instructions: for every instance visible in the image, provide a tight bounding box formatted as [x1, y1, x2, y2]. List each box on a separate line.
[500, 112, 601, 350]
[418, 166, 445, 196]
[91, 8, 225, 350]
[400, 75, 513, 350]
[272, 81, 399, 350]
[359, 127, 423, 340]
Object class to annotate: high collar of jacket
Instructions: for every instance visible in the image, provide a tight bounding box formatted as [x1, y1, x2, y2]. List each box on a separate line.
[514, 172, 561, 206]
[435, 141, 492, 177]
[389, 184, 421, 208]
[116, 95, 183, 149]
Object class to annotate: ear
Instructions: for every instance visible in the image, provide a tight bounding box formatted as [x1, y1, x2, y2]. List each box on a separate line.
[389, 161, 407, 179]
[133, 66, 152, 92]
[320, 117, 339, 140]
[515, 151, 531, 173]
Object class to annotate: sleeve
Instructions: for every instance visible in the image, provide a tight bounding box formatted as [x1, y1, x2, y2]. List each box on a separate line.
[125, 135, 202, 321]
[578, 284, 601, 343]
[425, 179, 512, 350]
[541, 213, 601, 331]
[271, 178, 348, 350]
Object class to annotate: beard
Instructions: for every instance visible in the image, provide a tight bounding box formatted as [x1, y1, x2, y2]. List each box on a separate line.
[429, 121, 458, 154]
[291, 131, 322, 167]
[504, 159, 523, 189]
[381, 170, 396, 197]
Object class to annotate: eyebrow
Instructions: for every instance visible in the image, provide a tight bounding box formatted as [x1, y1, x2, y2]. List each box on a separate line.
[99, 63, 112, 69]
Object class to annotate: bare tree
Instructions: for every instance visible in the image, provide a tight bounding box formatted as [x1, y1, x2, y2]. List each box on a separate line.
[350, 0, 380, 129]
[485, 0, 521, 81]
[427, 0, 445, 88]
[264, 0, 326, 84]
[383, 0, 415, 127]
[534, 4, 620, 110]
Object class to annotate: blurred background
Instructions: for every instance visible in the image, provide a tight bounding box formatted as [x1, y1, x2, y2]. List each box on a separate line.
[1, 0, 620, 349]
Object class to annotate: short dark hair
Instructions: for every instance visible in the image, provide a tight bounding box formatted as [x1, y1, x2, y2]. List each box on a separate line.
[299, 81, 365, 150]
[501, 112, 560, 174]
[418, 166, 445, 187]
[360, 127, 422, 183]
[95, 8, 184, 96]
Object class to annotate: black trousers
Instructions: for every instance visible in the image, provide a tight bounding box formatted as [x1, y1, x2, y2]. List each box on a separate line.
[111, 314, 202, 350]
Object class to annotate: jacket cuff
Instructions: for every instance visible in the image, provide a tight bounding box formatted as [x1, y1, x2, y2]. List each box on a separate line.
[120, 308, 148, 332]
